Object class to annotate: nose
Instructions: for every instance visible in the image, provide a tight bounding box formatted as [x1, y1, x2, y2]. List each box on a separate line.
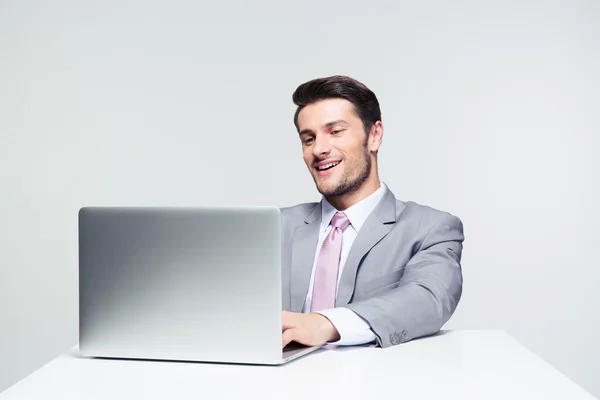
[312, 134, 331, 159]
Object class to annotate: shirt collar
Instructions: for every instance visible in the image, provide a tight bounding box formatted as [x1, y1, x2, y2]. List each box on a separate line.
[320, 181, 388, 233]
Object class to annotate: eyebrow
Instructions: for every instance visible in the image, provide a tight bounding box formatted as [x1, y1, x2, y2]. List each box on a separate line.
[298, 120, 349, 136]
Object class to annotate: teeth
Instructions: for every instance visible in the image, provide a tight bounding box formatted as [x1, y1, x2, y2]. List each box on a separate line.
[317, 162, 339, 170]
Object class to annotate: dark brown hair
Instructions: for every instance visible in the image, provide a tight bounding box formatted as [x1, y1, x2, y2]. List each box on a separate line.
[292, 75, 382, 135]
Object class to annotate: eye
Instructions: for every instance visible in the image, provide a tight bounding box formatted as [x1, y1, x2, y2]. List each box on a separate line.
[303, 137, 314, 145]
[331, 129, 343, 135]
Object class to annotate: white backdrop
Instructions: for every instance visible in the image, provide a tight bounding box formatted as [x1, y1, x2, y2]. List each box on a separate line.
[1, 0, 599, 396]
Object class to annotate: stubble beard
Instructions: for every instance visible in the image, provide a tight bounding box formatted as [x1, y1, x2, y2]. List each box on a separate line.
[314, 147, 372, 197]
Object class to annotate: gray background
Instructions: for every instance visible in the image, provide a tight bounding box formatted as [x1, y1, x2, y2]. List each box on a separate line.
[1, 0, 599, 396]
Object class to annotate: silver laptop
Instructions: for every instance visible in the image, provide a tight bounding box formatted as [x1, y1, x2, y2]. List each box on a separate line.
[78, 206, 322, 365]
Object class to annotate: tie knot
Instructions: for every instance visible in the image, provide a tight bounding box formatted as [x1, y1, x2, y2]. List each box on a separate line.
[331, 212, 350, 230]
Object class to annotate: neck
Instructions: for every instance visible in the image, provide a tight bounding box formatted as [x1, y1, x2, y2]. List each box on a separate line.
[325, 174, 381, 211]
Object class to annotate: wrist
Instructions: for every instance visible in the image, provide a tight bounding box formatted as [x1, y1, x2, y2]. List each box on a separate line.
[313, 313, 340, 342]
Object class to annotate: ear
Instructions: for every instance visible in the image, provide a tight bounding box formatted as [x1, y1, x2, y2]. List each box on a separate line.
[368, 121, 383, 152]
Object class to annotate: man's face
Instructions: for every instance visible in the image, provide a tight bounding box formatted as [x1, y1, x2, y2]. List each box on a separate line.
[297, 98, 373, 197]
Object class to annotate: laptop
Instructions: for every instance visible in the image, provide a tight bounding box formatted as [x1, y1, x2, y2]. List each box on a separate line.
[78, 206, 322, 365]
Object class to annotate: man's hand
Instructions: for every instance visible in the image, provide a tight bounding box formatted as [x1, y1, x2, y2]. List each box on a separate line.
[281, 311, 340, 348]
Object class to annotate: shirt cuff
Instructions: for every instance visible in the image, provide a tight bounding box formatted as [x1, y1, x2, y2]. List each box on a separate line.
[316, 307, 377, 346]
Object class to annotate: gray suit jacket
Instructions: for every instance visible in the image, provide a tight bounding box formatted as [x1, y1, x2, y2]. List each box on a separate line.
[281, 186, 464, 348]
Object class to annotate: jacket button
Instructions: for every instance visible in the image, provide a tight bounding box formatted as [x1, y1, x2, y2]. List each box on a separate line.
[400, 330, 408, 341]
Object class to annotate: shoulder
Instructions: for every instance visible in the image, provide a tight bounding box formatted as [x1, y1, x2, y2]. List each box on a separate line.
[395, 199, 464, 236]
[280, 202, 319, 227]
[280, 202, 318, 219]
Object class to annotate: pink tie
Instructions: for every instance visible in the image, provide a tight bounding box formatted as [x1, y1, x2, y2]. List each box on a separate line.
[310, 212, 351, 312]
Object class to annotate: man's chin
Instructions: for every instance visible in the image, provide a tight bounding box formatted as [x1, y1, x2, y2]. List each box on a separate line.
[315, 181, 345, 197]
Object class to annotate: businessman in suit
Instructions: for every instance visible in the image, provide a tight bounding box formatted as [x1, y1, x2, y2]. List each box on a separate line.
[281, 75, 464, 348]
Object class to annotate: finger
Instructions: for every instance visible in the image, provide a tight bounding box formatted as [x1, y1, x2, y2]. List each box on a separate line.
[282, 328, 297, 348]
[284, 327, 316, 348]
[281, 311, 297, 330]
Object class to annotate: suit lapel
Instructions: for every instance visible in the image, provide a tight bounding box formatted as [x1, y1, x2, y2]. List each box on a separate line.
[336, 188, 399, 306]
[290, 203, 321, 312]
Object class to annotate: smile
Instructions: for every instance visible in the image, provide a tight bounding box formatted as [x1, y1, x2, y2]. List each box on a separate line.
[316, 161, 340, 171]
[315, 161, 341, 176]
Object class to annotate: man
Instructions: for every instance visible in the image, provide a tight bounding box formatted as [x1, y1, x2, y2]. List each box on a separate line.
[281, 75, 464, 349]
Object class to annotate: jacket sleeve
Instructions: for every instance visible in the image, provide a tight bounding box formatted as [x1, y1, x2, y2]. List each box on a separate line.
[344, 213, 464, 347]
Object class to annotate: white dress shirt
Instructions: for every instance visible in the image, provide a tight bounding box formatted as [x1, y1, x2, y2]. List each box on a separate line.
[301, 181, 388, 345]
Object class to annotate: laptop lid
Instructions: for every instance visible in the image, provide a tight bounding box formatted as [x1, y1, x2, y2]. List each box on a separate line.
[78, 206, 286, 364]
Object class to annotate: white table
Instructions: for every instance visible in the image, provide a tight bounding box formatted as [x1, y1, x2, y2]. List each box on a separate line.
[0, 330, 595, 399]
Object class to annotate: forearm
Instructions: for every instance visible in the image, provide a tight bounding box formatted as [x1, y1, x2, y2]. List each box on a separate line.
[346, 249, 463, 348]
